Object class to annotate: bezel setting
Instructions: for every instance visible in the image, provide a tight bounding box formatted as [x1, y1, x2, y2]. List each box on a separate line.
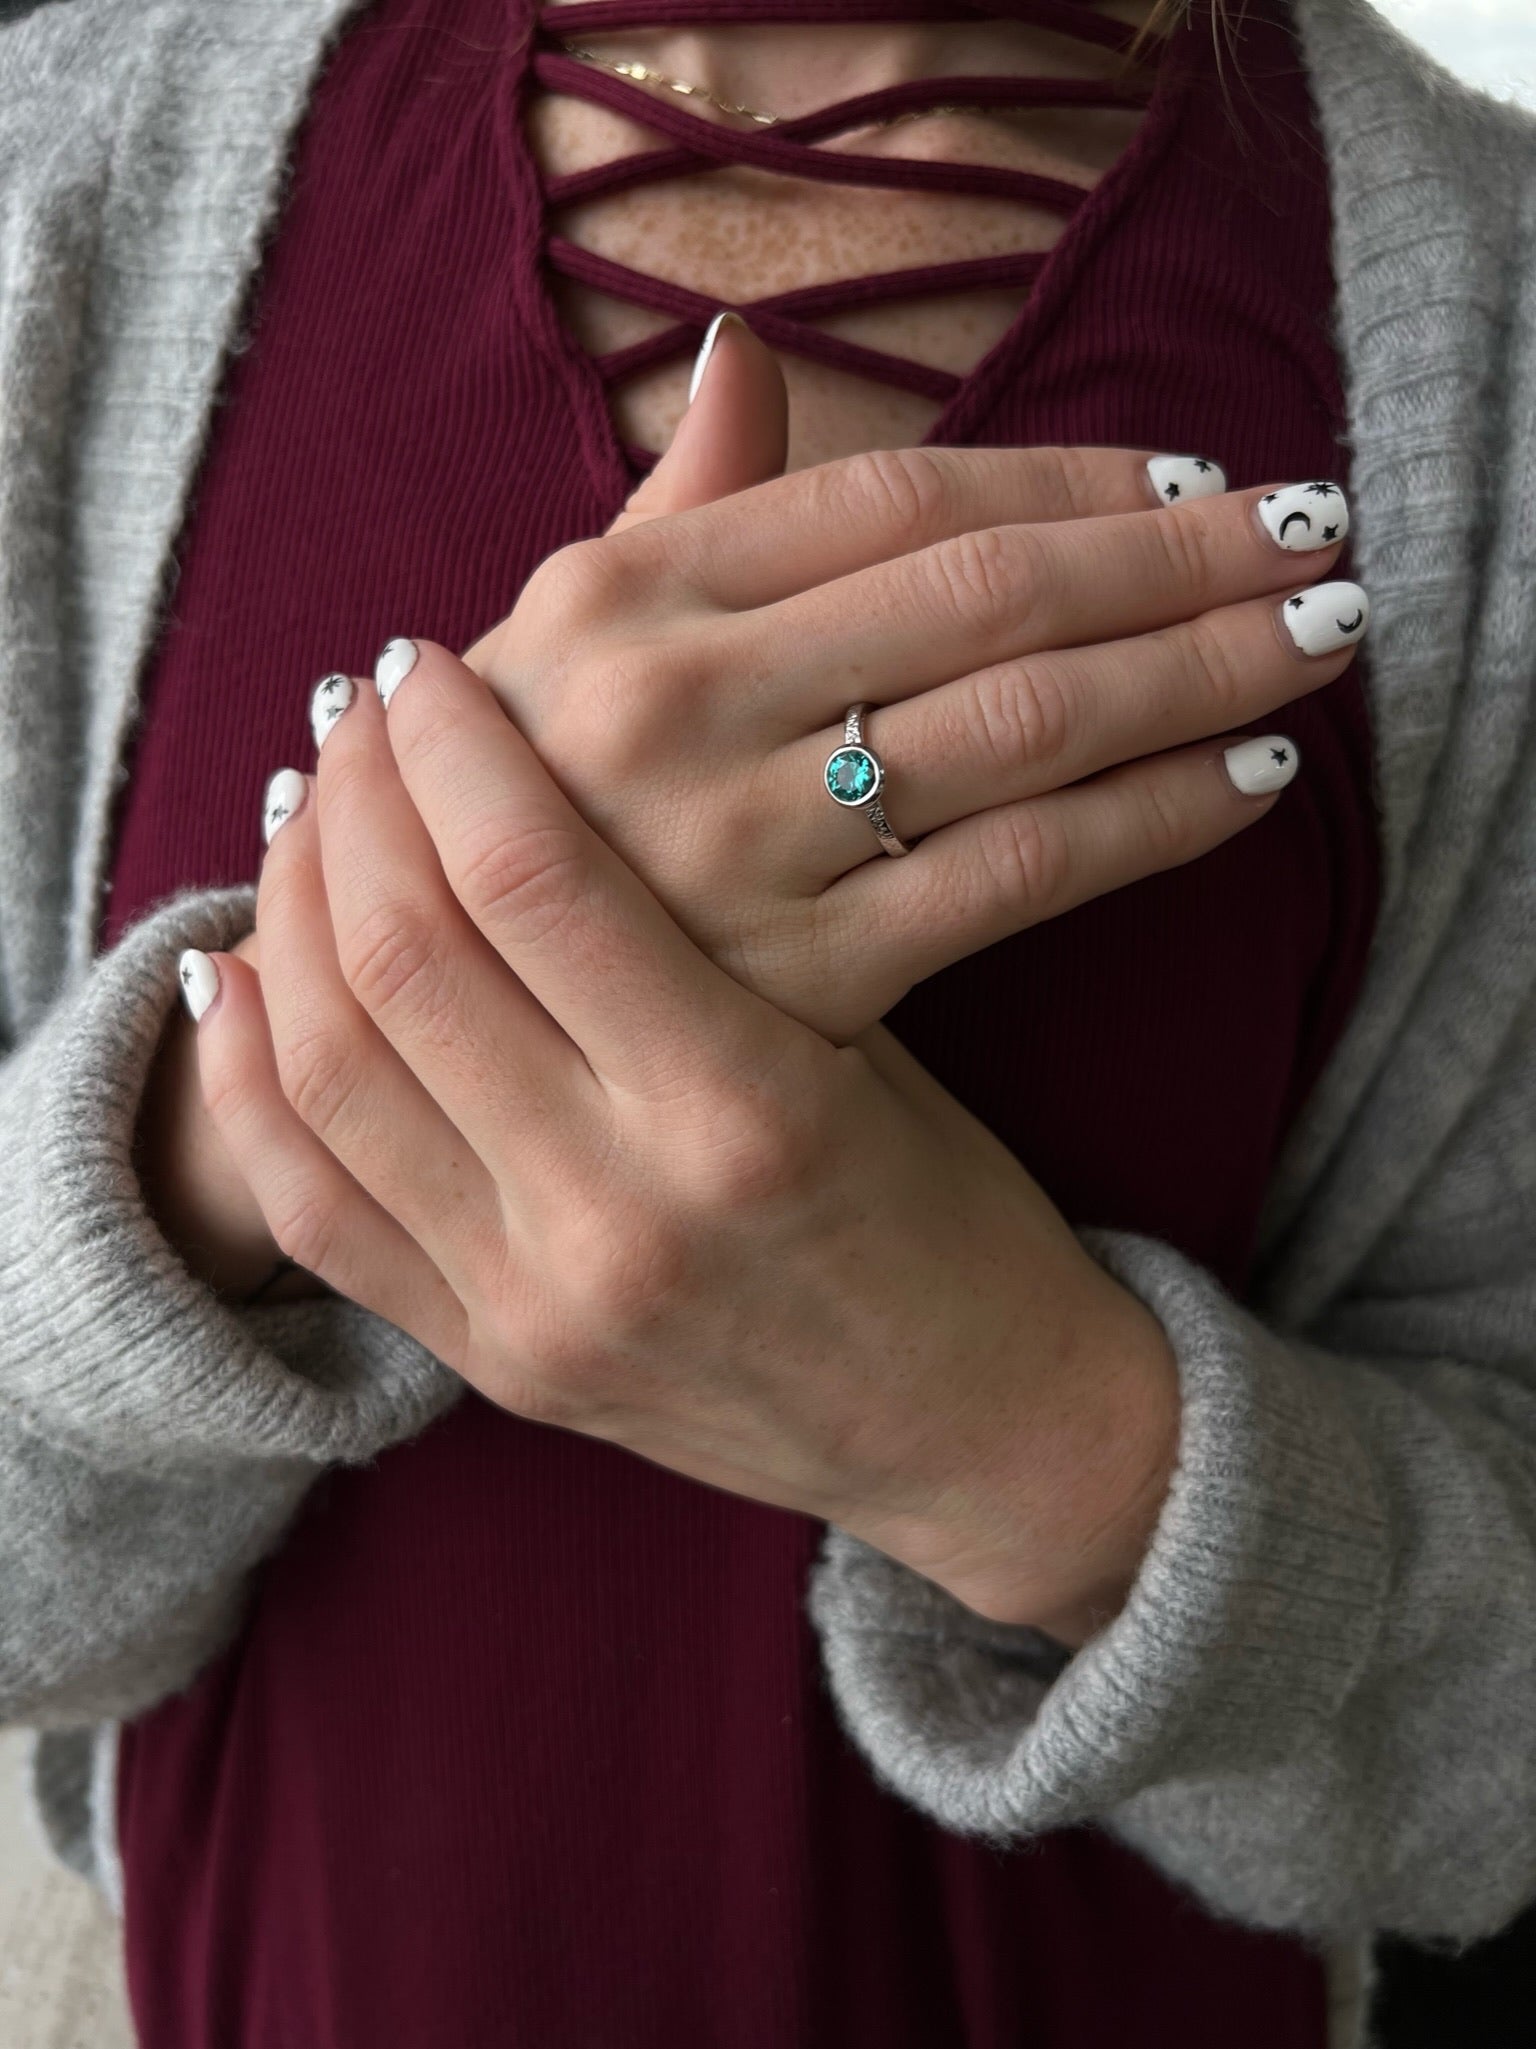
[825, 743, 883, 808]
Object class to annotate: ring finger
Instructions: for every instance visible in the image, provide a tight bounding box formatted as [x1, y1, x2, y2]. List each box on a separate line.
[777, 577, 1369, 879]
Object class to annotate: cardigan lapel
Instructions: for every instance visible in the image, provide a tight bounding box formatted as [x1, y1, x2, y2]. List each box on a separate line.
[1256, 0, 1536, 1306]
[56, 0, 373, 988]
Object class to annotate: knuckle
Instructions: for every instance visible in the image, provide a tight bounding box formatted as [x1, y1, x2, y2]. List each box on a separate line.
[1155, 501, 1220, 611]
[522, 535, 636, 630]
[266, 1179, 341, 1277]
[1181, 614, 1248, 721]
[535, 1210, 688, 1371]
[837, 445, 953, 549]
[929, 523, 1018, 624]
[341, 902, 442, 1024]
[198, 1048, 255, 1139]
[1036, 442, 1098, 523]
[971, 658, 1070, 778]
[982, 802, 1071, 916]
[682, 1067, 821, 1213]
[454, 816, 587, 950]
[1138, 772, 1196, 868]
[693, 1116, 791, 1212]
[569, 637, 690, 770]
[276, 1017, 365, 1138]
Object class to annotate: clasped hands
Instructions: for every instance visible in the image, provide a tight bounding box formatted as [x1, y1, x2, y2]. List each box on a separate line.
[177, 357, 1367, 1646]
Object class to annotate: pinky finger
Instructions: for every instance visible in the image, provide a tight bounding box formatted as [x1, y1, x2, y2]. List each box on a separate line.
[838, 730, 1301, 1001]
[187, 948, 468, 1366]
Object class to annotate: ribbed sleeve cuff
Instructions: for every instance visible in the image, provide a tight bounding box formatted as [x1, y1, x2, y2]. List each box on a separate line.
[0, 886, 454, 1470]
[805, 1227, 1392, 1845]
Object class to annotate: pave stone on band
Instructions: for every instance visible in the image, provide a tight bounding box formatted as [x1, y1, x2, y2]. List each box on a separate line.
[824, 702, 911, 857]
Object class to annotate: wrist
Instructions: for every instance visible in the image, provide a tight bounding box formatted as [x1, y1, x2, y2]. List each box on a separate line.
[879, 1280, 1181, 1650]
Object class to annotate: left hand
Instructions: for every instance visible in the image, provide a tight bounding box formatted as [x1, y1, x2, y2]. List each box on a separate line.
[189, 656, 1179, 1644]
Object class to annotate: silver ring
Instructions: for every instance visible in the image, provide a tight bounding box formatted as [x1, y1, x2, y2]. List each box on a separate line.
[823, 702, 911, 857]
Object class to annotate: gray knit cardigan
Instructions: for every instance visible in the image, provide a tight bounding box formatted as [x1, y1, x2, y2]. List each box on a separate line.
[1, 0, 1533, 2042]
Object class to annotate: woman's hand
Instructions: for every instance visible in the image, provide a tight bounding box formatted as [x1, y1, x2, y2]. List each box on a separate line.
[359, 321, 1367, 1043]
[183, 673, 1183, 1644]
[137, 928, 299, 1299]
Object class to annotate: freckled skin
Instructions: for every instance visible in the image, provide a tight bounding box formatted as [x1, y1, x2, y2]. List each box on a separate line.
[530, 0, 1158, 469]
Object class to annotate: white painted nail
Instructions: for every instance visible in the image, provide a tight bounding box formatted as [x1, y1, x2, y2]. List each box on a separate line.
[262, 767, 308, 846]
[1255, 481, 1349, 551]
[178, 948, 219, 1023]
[374, 637, 418, 710]
[1279, 580, 1370, 657]
[688, 310, 743, 406]
[1225, 734, 1301, 796]
[310, 672, 356, 752]
[1146, 454, 1227, 506]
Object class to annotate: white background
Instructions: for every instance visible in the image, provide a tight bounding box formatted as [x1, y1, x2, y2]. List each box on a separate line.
[1371, 0, 1536, 108]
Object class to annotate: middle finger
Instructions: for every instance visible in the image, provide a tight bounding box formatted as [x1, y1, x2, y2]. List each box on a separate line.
[753, 479, 1350, 729]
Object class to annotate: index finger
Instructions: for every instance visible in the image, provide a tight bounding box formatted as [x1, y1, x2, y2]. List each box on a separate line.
[590, 444, 1223, 612]
[380, 639, 787, 1105]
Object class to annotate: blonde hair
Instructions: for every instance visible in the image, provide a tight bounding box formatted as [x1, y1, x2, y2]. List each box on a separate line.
[1122, 0, 1242, 85]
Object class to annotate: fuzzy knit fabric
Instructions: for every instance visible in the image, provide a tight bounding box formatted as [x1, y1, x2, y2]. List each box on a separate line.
[0, 4, 1533, 2046]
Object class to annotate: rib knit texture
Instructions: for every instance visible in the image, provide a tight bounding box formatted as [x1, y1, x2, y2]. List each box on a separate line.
[104, 5, 1365, 2040]
[0, 6, 1533, 2048]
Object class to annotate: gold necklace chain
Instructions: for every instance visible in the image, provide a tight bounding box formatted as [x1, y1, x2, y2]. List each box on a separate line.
[557, 42, 972, 131]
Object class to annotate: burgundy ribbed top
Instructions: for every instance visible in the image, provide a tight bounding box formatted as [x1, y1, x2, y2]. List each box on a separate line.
[111, 1, 1379, 2042]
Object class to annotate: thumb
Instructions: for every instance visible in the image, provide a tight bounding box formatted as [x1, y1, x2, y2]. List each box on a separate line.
[607, 311, 788, 535]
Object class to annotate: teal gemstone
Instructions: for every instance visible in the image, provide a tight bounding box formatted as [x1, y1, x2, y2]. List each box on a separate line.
[826, 746, 878, 805]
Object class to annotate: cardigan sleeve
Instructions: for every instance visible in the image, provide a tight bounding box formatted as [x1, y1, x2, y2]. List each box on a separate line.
[806, 988, 1536, 1949]
[0, 883, 456, 1731]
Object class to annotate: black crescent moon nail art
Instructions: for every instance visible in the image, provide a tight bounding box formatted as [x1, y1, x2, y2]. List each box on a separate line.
[1259, 481, 1351, 552]
[1280, 581, 1371, 656]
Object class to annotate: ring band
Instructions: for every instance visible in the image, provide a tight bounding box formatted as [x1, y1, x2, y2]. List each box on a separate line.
[823, 702, 911, 857]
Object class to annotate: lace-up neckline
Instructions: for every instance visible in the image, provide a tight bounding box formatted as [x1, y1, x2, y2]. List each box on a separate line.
[518, 0, 1196, 465]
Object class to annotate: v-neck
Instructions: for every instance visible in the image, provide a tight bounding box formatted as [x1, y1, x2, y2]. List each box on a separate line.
[494, 0, 1201, 498]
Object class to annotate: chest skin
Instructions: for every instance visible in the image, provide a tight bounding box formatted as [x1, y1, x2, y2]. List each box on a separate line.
[528, 0, 1158, 469]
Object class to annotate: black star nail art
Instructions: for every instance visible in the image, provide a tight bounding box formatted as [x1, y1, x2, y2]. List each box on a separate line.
[1305, 481, 1339, 498]
[1288, 595, 1306, 609]
[1321, 523, 1339, 541]
[1193, 458, 1213, 473]
[267, 802, 289, 827]
[179, 962, 193, 985]
[1271, 747, 1289, 766]
[1165, 482, 1181, 500]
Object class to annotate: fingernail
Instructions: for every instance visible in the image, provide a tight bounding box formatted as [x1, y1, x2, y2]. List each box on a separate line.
[375, 637, 418, 709]
[1255, 481, 1349, 551]
[310, 672, 356, 752]
[262, 767, 308, 845]
[178, 948, 219, 1023]
[1225, 734, 1301, 796]
[688, 310, 745, 406]
[1146, 454, 1227, 506]
[1279, 580, 1370, 656]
